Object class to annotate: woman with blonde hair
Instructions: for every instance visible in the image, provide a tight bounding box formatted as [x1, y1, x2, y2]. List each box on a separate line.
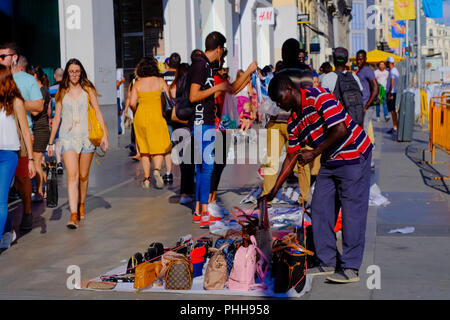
[48, 58, 109, 229]
[129, 57, 172, 189]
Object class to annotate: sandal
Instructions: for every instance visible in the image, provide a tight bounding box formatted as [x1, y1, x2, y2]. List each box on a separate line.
[79, 203, 86, 220]
[67, 213, 79, 229]
[142, 177, 151, 189]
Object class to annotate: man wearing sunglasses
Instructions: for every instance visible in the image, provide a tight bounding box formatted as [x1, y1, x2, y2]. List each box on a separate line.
[0, 43, 44, 237]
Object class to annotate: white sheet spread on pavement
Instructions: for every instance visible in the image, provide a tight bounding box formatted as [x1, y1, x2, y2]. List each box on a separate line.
[80, 262, 313, 298]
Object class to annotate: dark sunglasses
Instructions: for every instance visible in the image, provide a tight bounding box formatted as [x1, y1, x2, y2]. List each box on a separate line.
[0, 54, 14, 60]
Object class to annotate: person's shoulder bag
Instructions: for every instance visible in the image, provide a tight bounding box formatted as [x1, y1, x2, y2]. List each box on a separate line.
[87, 91, 106, 147]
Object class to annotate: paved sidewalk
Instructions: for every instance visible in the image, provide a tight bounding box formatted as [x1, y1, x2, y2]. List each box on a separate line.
[0, 120, 449, 300]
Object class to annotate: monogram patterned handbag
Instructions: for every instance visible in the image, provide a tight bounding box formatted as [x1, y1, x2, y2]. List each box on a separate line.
[164, 258, 193, 290]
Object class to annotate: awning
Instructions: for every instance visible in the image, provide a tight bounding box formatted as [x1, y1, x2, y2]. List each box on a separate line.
[349, 50, 405, 64]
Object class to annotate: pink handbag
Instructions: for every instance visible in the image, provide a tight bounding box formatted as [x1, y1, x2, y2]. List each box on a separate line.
[227, 235, 269, 291]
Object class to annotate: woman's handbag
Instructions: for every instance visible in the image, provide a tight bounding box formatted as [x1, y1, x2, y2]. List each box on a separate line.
[87, 94, 106, 147]
[272, 243, 308, 293]
[46, 158, 58, 208]
[161, 91, 174, 121]
[134, 261, 163, 290]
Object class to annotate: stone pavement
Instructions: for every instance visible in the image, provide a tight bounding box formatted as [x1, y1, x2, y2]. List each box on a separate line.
[0, 119, 449, 300]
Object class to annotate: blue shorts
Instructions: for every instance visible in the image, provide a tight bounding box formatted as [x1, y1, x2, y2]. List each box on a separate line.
[61, 139, 96, 154]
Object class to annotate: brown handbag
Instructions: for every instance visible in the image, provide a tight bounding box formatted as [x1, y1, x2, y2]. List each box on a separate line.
[203, 243, 229, 290]
[134, 261, 162, 290]
[164, 258, 193, 290]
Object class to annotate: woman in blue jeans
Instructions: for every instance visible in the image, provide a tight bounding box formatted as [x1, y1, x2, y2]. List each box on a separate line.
[0, 65, 35, 247]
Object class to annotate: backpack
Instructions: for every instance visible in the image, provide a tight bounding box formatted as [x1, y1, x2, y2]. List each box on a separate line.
[227, 235, 269, 291]
[203, 243, 229, 290]
[174, 72, 193, 121]
[334, 71, 364, 126]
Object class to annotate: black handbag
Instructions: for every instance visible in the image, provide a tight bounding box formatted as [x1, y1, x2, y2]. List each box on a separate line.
[273, 245, 307, 293]
[126, 252, 144, 274]
[46, 158, 58, 208]
[174, 96, 193, 121]
[145, 242, 164, 262]
[161, 91, 174, 121]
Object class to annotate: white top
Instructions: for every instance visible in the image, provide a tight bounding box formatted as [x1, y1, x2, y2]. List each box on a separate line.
[321, 71, 363, 92]
[0, 109, 20, 151]
[235, 85, 249, 98]
[59, 90, 94, 151]
[374, 69, 389, 88]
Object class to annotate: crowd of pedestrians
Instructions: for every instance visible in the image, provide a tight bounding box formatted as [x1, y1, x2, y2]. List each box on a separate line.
[0, 32, 402, 285]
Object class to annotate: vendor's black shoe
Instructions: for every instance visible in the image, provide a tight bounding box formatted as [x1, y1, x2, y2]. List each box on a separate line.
[326, 268, 360, 283]
[19, 213, 33, 234]
[163, 173, 173, 184]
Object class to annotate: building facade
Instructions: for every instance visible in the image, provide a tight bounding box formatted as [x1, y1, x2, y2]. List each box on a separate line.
[350, 0, 376, 58]
[422, 17, 450, 67]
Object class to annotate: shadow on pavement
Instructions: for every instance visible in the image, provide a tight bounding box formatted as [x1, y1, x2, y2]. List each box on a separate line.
[405, 144, 450, 195]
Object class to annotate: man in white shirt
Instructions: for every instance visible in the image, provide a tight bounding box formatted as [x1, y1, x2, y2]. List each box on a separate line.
[374, 61, 389, 121]
[385, 56, 400, 134]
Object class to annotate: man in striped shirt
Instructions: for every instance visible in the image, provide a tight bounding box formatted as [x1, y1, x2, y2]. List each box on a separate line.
[264, 74, 373, 284]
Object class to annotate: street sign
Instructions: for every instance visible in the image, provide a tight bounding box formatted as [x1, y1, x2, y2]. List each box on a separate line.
[297, 13, 309, 24]
[310, 43, 320, 53]
[257, 7, 275, 25]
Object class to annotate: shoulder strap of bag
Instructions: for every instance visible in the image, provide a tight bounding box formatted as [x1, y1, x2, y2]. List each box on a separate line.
[12, 107, 27, 158]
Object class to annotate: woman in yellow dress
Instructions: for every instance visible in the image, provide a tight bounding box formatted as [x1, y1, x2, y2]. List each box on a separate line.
[129, 57, 172, 189]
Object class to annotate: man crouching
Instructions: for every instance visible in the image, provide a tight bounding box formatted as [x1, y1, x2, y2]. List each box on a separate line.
[262, 74, 373, 283]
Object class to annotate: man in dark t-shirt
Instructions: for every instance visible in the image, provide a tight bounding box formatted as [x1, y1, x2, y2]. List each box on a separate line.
[187, 32, 232, 228]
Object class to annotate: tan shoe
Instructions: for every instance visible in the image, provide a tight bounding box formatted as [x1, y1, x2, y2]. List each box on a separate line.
[79, 203, 86, 220]
[67, 213, 79, 229]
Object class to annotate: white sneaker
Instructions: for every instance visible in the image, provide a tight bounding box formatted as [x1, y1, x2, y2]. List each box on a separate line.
[0, 231, 17, 249]
[208, 202, 225, 221]
[180, 196, 194, 205]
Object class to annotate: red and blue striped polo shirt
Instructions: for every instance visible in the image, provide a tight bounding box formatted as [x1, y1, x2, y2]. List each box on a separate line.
[287, 87, 373, 166]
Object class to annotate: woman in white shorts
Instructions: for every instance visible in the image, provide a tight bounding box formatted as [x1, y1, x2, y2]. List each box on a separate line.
[48, 59, 108, 229]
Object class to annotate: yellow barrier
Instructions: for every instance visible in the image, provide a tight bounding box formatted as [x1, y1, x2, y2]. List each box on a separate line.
[420, 89, 429, 128]
[428, 94, 450, 180]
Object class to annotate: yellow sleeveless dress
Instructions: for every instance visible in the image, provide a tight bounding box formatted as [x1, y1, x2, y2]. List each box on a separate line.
[133, 86, 172, 155]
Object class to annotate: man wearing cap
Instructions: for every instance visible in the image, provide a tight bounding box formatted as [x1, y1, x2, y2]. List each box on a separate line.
[321, 47, 364, 127]
[385, 56, 399, 134]
[321, 47, 363, 93]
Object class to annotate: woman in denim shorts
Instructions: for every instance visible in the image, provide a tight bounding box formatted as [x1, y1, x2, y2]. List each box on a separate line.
[48, 59, 109, 229]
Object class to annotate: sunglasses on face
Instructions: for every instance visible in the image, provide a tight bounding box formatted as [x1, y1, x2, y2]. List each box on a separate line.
[0, 54, 14, 60]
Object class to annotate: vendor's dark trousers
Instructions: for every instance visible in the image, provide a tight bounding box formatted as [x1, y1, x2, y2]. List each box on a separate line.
[311, 151, 372, 271]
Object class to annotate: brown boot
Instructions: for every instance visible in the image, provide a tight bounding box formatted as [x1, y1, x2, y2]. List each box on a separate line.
[79, 203, 86, 220]
[67, 213, 79, 229]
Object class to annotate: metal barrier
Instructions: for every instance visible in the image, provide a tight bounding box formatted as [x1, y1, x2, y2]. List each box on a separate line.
[426, 93, 450, 180]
